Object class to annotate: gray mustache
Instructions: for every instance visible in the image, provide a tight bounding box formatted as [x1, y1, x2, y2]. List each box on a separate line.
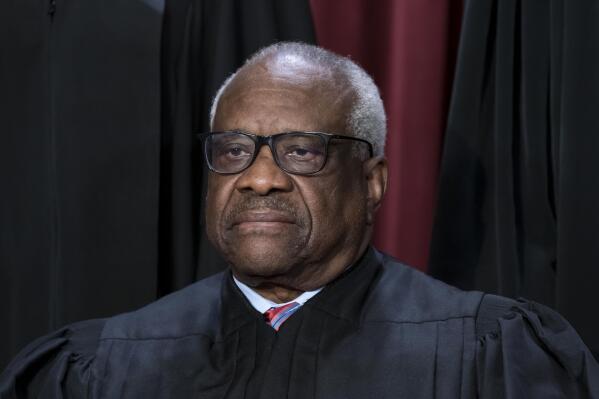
[224, 195, 303, 228]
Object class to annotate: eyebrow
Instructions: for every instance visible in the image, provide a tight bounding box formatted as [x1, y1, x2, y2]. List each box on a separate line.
[225, 128, 327, 135]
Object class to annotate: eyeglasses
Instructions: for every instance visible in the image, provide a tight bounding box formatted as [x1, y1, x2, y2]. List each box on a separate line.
[198, 131, 373, 175]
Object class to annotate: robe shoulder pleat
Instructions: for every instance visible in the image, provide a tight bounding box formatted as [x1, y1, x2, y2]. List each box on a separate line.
[475, 294, 599, 398]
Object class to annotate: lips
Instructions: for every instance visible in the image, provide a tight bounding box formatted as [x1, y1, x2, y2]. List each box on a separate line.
[230, 209, 296, 227]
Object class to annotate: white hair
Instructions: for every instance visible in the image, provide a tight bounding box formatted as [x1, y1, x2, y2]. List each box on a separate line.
[209, 42, 387, 157]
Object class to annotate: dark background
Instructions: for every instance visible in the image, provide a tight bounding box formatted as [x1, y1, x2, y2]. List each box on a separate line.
[1, 0, 598, 368]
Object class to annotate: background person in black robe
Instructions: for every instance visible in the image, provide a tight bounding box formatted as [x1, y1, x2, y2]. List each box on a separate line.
[1, 43, 598, 399]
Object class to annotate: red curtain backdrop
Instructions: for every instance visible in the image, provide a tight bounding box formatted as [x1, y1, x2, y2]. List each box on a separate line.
[309, 0, 463, 271]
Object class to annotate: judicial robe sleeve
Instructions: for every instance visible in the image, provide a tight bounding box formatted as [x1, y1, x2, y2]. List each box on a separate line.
[0, 319, 105, 398]
[475, 294, 599, 398]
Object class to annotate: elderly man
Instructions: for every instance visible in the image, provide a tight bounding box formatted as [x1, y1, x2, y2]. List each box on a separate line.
[2, 42, 598, 398]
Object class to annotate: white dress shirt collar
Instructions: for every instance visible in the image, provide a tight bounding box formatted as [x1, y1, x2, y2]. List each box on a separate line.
[233, 275, 323, 313]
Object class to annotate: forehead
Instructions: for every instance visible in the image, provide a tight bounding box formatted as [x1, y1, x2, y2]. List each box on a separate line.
[213, 60, 353, 135]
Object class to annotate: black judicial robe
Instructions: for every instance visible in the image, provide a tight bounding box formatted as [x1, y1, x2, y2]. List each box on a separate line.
[2, 248, 598, 398]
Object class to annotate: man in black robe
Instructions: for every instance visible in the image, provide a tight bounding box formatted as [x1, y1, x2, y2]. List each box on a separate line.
[1, 42, 598, 398]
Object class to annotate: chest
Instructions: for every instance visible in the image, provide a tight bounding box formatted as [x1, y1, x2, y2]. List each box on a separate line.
[92, 315, 478, 399]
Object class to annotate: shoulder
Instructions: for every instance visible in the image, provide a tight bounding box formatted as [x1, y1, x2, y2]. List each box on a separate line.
[0, 274, 228, 396]
[476, 294, 598, 376]
[474, 294, 599, 395]
[475, 293, 523, 338]
[0, 319, 106, 396]
[101, 272, 226, 341]
[364, 250, 484, 323]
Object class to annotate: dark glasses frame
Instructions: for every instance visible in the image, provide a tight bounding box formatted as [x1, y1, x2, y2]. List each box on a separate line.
[197, 131, 374, 176]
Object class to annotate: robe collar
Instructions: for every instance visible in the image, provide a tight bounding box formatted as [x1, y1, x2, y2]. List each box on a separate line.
[219, 246, 382, 337]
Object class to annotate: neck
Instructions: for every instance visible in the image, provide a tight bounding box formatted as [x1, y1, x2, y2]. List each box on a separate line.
[252, 284, 304, 303]
[235, 242, 370, 304]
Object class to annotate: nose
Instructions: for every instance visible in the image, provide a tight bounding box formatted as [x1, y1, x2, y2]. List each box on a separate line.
[234, 145, 293, 195]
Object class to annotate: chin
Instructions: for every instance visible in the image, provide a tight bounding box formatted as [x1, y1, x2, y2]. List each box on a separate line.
[223, 236, 306, 278]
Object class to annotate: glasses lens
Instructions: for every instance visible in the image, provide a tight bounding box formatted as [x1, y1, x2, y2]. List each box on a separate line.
[274, 133, 327, 174]
[207, 132, 255, 173]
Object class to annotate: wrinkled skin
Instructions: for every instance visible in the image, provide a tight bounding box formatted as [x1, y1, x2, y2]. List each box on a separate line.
[206, 55, 387, 302]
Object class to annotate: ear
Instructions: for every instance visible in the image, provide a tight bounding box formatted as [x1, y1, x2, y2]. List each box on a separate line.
[363, 156, 388, 225]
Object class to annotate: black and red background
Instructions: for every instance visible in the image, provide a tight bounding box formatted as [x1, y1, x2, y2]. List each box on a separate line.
[1, 0, 598, 367]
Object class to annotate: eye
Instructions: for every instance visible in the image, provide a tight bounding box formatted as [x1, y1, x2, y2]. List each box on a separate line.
[219, 143, 252, 159]
[290, 147, 310, 157]
[227, 146, 248, 157]
[283, 145, 323, 162]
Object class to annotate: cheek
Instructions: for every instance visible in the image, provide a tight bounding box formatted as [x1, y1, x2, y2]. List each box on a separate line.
[302, 173, 367, 235]
[336, 178, 368, 224]
[205, 176, 235, 239]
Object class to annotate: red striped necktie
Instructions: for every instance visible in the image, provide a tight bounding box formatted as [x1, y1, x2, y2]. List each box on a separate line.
[263, 302, 301, 331]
